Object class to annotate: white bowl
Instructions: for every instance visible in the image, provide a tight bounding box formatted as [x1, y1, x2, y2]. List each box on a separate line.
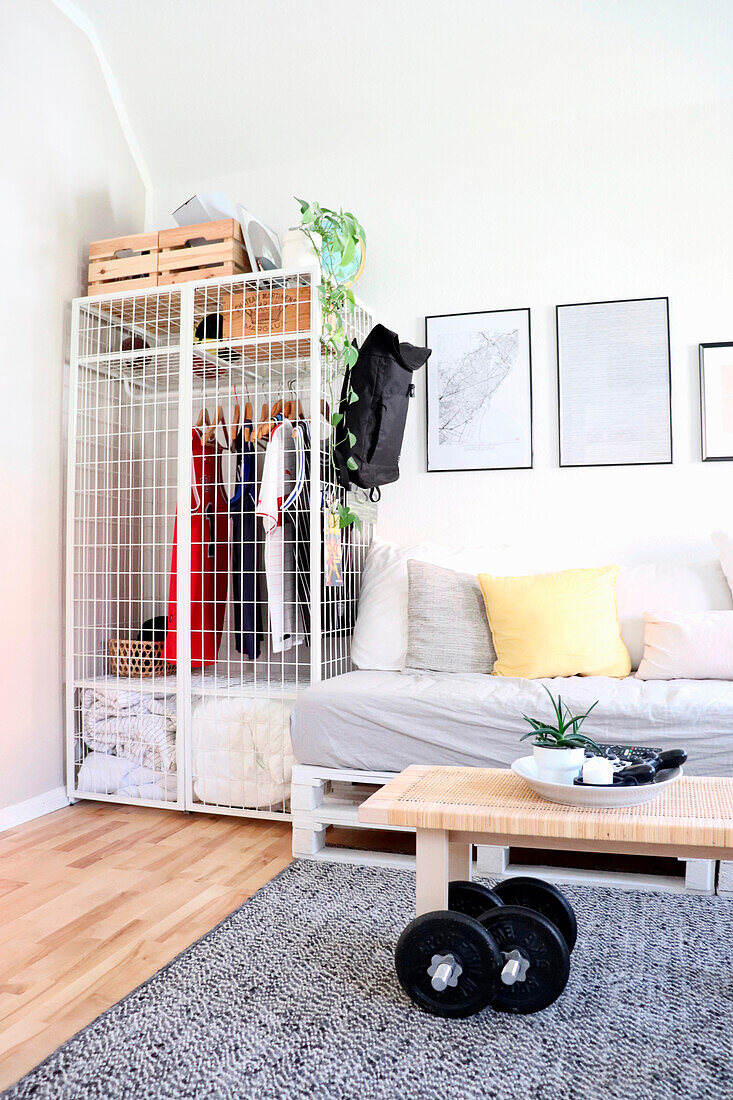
[511, 756, 682, 808]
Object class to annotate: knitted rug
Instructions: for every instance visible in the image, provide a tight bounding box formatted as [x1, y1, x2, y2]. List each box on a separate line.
[4, 861, 732, 1100]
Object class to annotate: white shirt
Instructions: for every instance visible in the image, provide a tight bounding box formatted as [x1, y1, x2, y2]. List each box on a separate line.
[256, 419, 305, 653]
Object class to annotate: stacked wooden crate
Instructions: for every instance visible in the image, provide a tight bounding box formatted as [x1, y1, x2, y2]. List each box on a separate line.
[87, 219, 250, 296]
[87, 232, 160, 296]
[158, 219, 249, 286]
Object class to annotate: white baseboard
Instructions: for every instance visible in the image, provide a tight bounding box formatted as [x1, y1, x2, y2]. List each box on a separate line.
[0, 786, 70, 834]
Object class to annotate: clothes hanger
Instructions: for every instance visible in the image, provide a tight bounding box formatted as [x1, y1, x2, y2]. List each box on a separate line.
[196, 407, 211, 440]
[202, 405, 218, 446]
[215, 405, 230, 450]
[257, 399, 283, 440]
[255, 401, 269, 440]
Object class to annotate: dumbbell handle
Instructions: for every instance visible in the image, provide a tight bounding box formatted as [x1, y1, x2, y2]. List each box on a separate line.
[501, 958, 522, 985]
[500, 949, 529, 986]
[430, 961, 458, 992]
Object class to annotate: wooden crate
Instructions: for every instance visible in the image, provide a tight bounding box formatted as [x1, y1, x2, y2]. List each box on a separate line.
[158, 218, 250, 286]
[222, 286, 312, 340]
[88, 232, 159, 296]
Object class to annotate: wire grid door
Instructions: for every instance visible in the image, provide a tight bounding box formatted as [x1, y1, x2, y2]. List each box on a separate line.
[67, 290, 182, 808]
[181, 274, 316, 818]
[67, 271, 375, 819]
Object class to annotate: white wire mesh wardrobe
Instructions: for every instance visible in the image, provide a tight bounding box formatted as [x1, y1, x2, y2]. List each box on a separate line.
[66, 269, 375, 820]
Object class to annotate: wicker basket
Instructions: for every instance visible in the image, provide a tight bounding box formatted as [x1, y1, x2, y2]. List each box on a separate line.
[108, 638, 170, 678]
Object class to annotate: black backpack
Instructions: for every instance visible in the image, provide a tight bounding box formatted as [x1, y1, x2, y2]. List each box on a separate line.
[334, 324, 431, 494]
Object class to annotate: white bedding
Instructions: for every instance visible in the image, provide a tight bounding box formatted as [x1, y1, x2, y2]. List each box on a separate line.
[192, 696, 294, 809]
[76, 750, 178, 801]
[81, 688, 177, 772]
[291, 670, 733, 777]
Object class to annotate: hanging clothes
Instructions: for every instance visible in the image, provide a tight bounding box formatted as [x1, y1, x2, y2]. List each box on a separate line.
[288, 418, 312, 642]
[230, 419, 262, 661]
[286, 417, 355, 644]
[163, 428, 229, 668]
[256, 417, 305, 653]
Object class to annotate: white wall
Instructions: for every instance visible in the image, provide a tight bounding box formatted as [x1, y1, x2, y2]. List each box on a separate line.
[149, 0, 733, 572]
[0, 0, 145, 812]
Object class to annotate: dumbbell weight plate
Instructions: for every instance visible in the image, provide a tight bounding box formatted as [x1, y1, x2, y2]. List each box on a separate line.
[395, 911, 503, 1018]
[478, 905, 570, 1014]
[448, 880, 504, 920]
[492, 877, 577, 952]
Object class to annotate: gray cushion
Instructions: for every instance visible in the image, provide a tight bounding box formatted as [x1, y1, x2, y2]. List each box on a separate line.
[405, 559, 495, 674]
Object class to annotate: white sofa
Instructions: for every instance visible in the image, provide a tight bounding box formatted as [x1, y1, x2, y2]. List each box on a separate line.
[290, 541, 733, 893]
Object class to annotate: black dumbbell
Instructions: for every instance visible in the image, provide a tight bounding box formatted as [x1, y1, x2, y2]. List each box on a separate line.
[395, 876, 575, 1017]
[448, 879, 504, 919]
[490, 876, 577, 952]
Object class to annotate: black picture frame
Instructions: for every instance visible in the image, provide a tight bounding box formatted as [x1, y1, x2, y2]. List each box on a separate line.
[700, 341, 733, 462]
[556, 296, 673, 468]
[424, 307, 533, 473]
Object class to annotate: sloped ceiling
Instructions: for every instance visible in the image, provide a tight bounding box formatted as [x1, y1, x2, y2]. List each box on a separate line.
[73, 0, 733, 189]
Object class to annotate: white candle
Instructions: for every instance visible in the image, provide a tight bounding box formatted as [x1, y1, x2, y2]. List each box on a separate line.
[582, 756, 615, 786]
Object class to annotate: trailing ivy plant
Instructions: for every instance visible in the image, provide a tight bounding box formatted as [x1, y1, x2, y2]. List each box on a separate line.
[295, 197, 365, 531]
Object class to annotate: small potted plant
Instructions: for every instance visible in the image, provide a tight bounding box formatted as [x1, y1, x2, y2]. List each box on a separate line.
[521, 687, 601, 785]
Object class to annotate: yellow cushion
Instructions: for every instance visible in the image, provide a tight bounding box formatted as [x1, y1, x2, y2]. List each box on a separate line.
[477, 566, 631, 679]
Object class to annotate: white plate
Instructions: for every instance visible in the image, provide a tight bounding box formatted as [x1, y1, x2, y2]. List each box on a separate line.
[511, 756, 682, 808]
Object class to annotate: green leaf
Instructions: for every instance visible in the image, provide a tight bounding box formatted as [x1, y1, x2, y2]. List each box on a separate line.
[344, 344, 359, 367]
[348, 389, 359, 403]
[336, 504, 362, 532]
[347, 431, 356, 447]
[522, 716, 548, 731]
[346, 457, 358, 471]
[340, 236, 356, 270]
[331, 412, 343, 427]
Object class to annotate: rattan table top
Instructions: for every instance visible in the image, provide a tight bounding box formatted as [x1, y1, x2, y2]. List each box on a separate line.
[358, 765, 733, 851]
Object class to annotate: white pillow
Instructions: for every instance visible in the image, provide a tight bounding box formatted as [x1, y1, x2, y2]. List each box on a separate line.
[615, 563, 732, 670]
[713, 531, 733, 595]
[351, 539, 512, 671]
[636, 610, 733, 680]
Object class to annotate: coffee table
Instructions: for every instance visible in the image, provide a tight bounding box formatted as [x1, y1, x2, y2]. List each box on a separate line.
[359, 765, 733, 914]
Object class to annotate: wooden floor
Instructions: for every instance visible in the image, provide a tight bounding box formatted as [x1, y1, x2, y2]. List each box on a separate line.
[0, 801, 293, 1091]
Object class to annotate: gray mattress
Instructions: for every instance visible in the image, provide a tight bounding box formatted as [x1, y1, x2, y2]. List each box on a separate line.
[290, 670, 733, 777]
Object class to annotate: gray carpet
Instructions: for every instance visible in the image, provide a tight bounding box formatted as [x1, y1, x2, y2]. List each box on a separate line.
[4, 861, 733, 1100]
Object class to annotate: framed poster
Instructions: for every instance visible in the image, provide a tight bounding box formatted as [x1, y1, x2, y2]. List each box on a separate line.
[425, 308, 533, 472]
[556, 297, 672, 467]
[700, 342, 733, 461]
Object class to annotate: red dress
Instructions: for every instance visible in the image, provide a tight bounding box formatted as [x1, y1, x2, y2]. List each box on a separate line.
[163, 429, 229, 668]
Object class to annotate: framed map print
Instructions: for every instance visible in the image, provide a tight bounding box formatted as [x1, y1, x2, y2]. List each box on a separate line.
[425, 308, 533, 471]
[556, 297, 672, 467]
[700, 342, 733, 461]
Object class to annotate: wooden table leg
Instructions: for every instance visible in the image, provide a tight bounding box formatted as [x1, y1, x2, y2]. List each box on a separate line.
[415, 829, 471, 915]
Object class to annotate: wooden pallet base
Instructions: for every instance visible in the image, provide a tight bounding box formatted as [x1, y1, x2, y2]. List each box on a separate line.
[291, 764, 722, 894]
[718, 860, 733, 895]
